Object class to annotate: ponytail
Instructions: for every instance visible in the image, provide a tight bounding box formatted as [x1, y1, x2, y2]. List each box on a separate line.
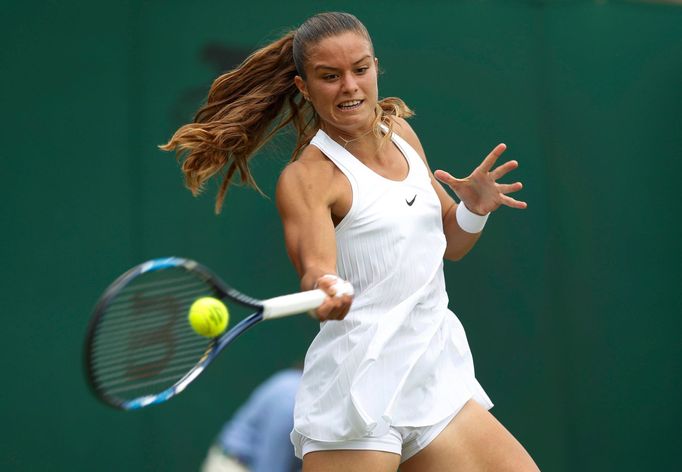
[160, 31, 316, 213]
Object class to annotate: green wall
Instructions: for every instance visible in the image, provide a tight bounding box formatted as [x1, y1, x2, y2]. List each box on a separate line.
[2, 1, 680, 470]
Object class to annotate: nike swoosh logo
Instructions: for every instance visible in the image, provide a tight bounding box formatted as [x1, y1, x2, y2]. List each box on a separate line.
[406, 195, 417, 206]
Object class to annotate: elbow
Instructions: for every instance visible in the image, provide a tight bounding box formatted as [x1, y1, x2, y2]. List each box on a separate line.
[443, 247, 468, 262]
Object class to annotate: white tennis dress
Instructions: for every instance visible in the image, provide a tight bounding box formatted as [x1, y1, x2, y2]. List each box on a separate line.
[291, 127, 493, 448]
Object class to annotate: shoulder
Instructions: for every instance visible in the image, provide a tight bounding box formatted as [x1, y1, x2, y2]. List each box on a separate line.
[389, 116, 427, 161]
[391, 115, 417, 139]
[280, 144, 334, 181]
[278, 146, 333, 194]
[276, 143, 344, 210]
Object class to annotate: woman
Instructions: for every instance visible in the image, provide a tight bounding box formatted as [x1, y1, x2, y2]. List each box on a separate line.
[163, 11, 539, 472]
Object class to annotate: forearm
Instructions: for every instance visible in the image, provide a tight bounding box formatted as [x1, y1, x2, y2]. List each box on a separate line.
[276, 159, 352, 321]
[442, 202, 484, 261]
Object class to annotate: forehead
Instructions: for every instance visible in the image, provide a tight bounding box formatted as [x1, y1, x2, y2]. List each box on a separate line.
[305, 31, 373, 68]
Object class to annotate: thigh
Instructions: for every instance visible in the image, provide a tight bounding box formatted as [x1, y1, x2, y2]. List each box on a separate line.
[303, 450, 400, 472]
[400, 400, 540, 472]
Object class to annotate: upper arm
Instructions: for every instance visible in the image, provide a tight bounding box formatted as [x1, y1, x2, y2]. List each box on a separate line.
[275, 151, 339, 288]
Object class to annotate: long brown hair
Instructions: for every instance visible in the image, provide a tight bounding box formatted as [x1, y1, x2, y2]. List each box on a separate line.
[160, 12, 413, 213]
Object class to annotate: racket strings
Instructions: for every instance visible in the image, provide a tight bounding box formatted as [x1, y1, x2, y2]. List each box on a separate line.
[98, 351, 208, 389]
[100, 281, 208, 329]
[90, 267, 218, 402]
[92, 334, 207, 371]
[106, 369, 203, 395]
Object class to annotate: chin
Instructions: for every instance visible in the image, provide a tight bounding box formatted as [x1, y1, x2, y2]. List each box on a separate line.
[331, 110, 375, 131]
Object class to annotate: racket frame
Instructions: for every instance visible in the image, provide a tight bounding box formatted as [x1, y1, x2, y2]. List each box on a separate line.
[84, 257, 324, 410]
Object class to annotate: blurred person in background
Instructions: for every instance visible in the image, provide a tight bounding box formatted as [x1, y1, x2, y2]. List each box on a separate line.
[201, 367, 303, 472]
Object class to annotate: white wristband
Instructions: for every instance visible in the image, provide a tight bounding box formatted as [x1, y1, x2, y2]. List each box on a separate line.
[456, 202, 489, 234]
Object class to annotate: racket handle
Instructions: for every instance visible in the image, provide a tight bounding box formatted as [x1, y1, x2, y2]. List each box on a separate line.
[262, 289, 327, 320]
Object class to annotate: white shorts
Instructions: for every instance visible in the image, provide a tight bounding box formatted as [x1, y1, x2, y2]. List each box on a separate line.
[297, 410, 457, 463]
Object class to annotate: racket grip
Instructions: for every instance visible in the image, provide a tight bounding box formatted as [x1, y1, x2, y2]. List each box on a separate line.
[262, 289, 327, 320]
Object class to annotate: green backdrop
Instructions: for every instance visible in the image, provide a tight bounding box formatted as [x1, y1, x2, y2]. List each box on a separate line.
[2, 0, 680, 470]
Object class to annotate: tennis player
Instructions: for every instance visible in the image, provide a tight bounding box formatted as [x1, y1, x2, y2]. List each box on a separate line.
[163, 11, 539, 472]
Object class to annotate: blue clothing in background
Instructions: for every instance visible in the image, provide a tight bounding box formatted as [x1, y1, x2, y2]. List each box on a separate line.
[216, 369, 302, 472]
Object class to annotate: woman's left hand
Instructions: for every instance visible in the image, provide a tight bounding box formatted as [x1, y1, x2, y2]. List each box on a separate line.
[434, 143, 527, 215]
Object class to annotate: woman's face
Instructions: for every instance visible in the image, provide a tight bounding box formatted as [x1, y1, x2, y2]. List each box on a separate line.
[295, 31, 379, 136]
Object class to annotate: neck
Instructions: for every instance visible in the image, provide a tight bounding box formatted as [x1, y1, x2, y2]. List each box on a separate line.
[323, 124, 378, 149]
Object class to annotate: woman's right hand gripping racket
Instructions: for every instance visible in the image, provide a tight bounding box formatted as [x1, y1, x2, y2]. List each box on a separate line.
[83, 257, 353, 410]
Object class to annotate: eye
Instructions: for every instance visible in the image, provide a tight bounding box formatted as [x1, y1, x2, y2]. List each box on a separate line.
[356, 66, 369, 74]
[322, 73, 339, 81]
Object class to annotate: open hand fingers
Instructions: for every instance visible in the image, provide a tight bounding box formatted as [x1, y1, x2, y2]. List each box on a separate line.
[501, 194, 528, 209]
[434, 169, 465, 188]
[436, 144, 527, 213]
[478, 143, 507, 173]
[490, 159, 519, 180]
[496, 182, 523, 194]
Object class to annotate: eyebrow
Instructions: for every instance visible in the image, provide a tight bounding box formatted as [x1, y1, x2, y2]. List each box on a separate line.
[314, 55, 372, 71]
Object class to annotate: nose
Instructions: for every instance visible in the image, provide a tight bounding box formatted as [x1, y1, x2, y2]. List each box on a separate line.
[340, 72, 359, 93]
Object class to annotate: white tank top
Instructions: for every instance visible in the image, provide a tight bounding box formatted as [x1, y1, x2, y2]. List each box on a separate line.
[292, 127, 492, 443]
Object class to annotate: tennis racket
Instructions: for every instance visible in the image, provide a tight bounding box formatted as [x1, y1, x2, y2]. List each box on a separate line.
[84, 257, 350, 410]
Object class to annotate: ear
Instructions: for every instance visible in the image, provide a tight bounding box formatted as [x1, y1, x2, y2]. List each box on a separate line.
[294, 75, 308, 98]
[374, 57, 379, 70]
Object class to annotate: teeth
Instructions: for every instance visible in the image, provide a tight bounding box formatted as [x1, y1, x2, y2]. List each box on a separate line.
[339, 100, 362, 108]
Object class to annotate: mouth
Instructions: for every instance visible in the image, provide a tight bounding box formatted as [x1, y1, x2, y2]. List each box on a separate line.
[337, 99, 364, 111]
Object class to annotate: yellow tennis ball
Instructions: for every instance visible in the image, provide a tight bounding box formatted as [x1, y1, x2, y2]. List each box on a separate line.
[188, 297, 229, 337]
